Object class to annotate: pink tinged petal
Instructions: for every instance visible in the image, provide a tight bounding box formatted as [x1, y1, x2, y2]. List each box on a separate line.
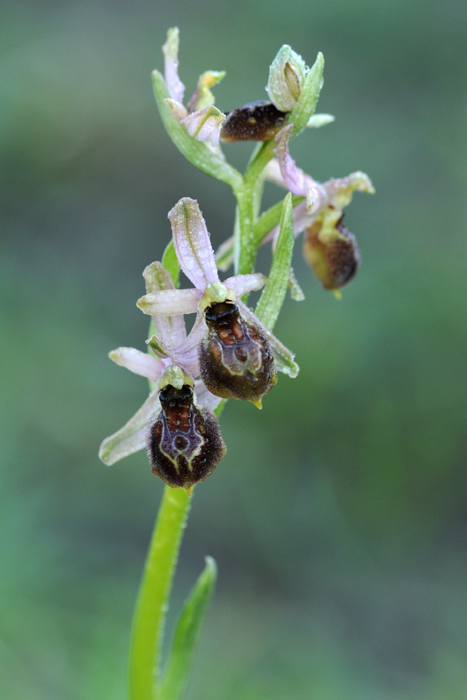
[137, 288, 201, 316]
[264, 158, 287, 188]
[162, 28, 185, 104]
[177, 314, 206, 354]
[290, 200, 315, 235]
[273, 124, 314, 196]
[274, 125, 326, 213]
[180, 105, 226, 146]
[305, 181, 327, 215]
[168, 198, 219, 289]
[109, 347, 167, 382]
[171, 346, 200, 378]
[194, 380, 223, 411]
[170, 314, 206, 375]
[165, 314, 205, 377]
[99, 389, 160, 465]
[143, 262, 186, 348]
[223, 273, 267, 297]
[145, 335, 199, 377]
[164, 98, 188, 120]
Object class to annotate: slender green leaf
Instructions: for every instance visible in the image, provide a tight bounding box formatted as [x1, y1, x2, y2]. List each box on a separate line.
[162, 240, 180, 288]
[255, 193, 295, 331]
[152, 71, 242, 190]
[160, 557, 217, 700]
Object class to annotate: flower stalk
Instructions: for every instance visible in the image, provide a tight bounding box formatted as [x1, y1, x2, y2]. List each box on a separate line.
[129, 486, 191, 700]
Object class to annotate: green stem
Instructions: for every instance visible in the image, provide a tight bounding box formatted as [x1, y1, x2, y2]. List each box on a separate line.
[129, 486, 192, 700]
[234, 140, 276, 275]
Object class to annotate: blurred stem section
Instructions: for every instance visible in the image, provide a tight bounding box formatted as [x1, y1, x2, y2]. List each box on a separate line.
[129, 486, 191, 700]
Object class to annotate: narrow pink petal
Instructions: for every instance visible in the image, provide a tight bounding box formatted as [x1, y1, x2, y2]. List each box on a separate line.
[171, 347, 200, 378]
[169, 198, 219, 289]
[223, 273, 267, 297]
[177, 314, 206, 354]
[99, 389, 160, 465]
[137, 288, 201, 316]
[274, 125, 326, 209]
[162, 28, 185, 104]
[264, 159, 287, 188]
[109, 347, 167, 382]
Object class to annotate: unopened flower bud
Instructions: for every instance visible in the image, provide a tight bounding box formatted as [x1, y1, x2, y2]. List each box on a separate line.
[303, 212, 360, 290]
[148, 382, 226, 492]
[220, 101, 287, 142]
[199, 302, 277, 407]
[267, 45, 307, 112]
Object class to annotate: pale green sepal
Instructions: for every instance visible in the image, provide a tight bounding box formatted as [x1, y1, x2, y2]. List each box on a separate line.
[289, 268, 305, 301]
[98, 389, 159, 465]
[267, 45, 307, 112]
[162, 240, 181, 288]
[159, 556, 217, 700]
[143, 261, 174, 293]
[252, 195, 304, 248]
[306, 113, 335, 128]
[152, 70, 242, 189]
[286, 52, 324, 139]
[255, 193, 295, 332]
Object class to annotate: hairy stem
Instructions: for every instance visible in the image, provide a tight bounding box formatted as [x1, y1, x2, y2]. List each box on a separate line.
[128, 486, 192, 700]
[234, 140, 276, 275]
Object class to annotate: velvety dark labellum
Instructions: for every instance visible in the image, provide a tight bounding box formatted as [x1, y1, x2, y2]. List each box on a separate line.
[199, 302, 277, 402]
[220, 101, 287, 142]
[148, 384, 226, 490]
[304, 214, 360, 290]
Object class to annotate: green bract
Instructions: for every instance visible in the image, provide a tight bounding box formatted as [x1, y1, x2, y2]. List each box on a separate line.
[255, 193, 295, 332]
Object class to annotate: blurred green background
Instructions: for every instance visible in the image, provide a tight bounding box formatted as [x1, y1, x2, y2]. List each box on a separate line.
[1, 0, 467, 698]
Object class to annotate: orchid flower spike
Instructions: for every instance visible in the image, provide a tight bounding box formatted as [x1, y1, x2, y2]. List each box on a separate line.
[137, 197, 296, 407]
[264, 123, 375, 290]
[99, 261, 225, 491]
[162, 28, 226, 146]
